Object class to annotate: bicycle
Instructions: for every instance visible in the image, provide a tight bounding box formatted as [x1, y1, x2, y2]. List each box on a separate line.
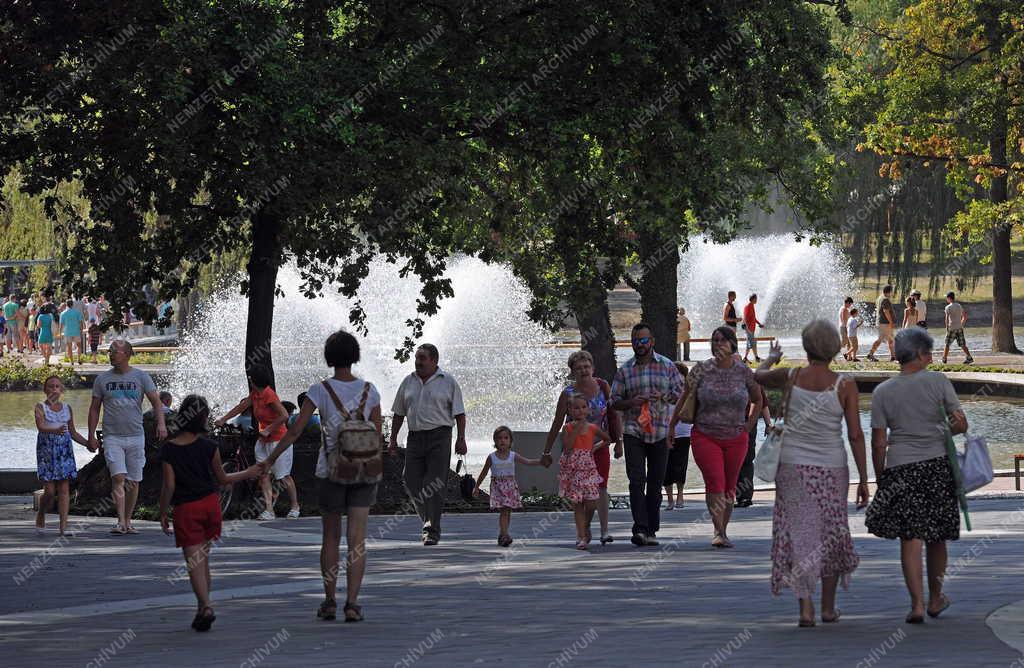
[216, 424, 259, 515]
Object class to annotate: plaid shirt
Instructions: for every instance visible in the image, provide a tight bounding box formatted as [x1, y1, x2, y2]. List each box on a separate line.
[610, 352, 684, 443]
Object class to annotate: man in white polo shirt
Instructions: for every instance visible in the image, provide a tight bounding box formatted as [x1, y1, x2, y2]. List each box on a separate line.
[388, 343, 467, 545]
[89, 339, 167, 534]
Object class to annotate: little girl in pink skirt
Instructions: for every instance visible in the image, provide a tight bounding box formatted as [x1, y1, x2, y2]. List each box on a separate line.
[473, 426, 541, 547]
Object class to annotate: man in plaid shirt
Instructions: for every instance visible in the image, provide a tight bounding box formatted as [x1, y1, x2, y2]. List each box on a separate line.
[611, 323, 684, 546]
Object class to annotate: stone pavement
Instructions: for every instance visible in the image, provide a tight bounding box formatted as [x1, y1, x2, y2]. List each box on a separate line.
[1, 497, 1023, 667]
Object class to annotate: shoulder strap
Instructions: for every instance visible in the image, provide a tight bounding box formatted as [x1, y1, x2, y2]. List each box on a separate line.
[321, 380, 351, 421]
[779, 368, 798, 423]
[356, 382, 371, 420]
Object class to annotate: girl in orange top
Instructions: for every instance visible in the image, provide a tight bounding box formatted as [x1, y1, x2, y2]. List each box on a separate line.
[558, 395, 611, 550]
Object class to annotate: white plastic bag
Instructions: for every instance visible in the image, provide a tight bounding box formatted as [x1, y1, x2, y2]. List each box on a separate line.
[956, 434, 994, 493]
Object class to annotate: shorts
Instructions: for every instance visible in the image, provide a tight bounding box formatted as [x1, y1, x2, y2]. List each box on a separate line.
[745, 327, 757, 349]
[945, 329, 966, 348]
[102, 435, 146, 481]
[840, 329, 850, 347]
[875, 324, 894, 342]
[848, 335, 858, 350]
[172, 493, 222, 547]
[318, 478, 377, 515]
[3, 324, 17, 341]
[255, 441, 292, 478]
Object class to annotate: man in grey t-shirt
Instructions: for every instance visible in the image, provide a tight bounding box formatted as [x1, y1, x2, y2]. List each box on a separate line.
[941, 291, 973, 365]
[89, 339, 166, 534]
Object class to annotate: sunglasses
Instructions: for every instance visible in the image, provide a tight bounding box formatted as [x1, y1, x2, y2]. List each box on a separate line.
[632, 337, 652, 345]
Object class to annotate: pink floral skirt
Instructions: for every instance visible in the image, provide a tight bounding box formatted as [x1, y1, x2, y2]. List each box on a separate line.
[771, 463, 859, 598]
[490, 475, 522, 510]
[558, 449, 603, 503]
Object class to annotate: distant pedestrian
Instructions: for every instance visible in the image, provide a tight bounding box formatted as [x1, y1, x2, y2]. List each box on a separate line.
[734, 385, 771, 508]
[36, 302, 55, 365]
[838, 297, 853, 359]
[669, 326, 762, 548]
[845, 308, 863, 361]
[60, 299, 85, 364]
[159, 394, 261, 632]
[27, 306, 37, 352]
[388, 343, 467, 546]
[866, 285, 896, 362]
[262, 329, 383, 622]
[3, 294, 20, 354]
[16, 300, 29, 352]
[677, 308, 692, 361]
[866, 328, 964, 624]
[663, 362, 692, 510]
[742, 294, 766, 363]
[902, 296, 919, 330]
[35, 375, 90, 536]
[472, 426, 542, 547]
[88, 319, 102, 363]
[612, 323, 685, 547]
[723, 291, 740, 330]
[911, 289, 927, 328]
[941, 292, 973, 365]
[755, 322, 869, 627]
[558, 396, 613, 550]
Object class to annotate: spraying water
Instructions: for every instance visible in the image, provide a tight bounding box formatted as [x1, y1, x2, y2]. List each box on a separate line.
[677, 234, 855, 338]
[167, 257, 566, 460]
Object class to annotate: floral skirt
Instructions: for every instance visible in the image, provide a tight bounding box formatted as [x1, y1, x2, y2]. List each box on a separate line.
[865, 455, 960, 542]
[37, 432, 78, 481]
[558, 449, 603, 503]
[490, 476, 522, 509]
[771, 463, 858, 598]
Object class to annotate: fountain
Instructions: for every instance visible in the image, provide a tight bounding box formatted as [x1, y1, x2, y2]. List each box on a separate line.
[167, 257, 567, 463]
[677, 233, 857, 338]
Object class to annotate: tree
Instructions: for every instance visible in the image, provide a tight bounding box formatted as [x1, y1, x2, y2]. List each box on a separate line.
[854, 0, 1023, 352]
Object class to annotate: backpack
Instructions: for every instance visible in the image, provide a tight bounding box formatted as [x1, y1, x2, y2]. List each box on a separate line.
[320, 380, 383, 485]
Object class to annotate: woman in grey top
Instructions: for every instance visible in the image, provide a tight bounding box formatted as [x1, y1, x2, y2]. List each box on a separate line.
[756, 320, 868, 627]
[865, 328, 967, 624]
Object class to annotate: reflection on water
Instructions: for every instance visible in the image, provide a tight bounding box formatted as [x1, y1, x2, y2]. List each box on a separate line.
[2, 389, 1022, 493]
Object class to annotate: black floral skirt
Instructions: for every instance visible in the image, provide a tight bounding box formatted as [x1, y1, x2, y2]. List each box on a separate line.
[865, 455, 960, 542]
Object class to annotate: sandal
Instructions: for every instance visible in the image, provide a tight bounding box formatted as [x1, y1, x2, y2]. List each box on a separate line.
[798, 618, 816, 628]
[905, 612, 924, 624]
[575, 539, 588, 550]
[317, 598, 337, 621]
[927, 594, 951, 618]
[343, 601, 363, 623]
[821, 609, 841, 623]
[110, 525, 126, 535]
[193, 606, 216, 632]
[124, 526, 139, 535]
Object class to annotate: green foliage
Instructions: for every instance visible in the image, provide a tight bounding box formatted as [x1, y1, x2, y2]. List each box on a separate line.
[0, 357, 83, 391]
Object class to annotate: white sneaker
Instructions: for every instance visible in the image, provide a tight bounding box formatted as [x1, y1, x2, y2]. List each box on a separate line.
[257, 510, 275, 521]
[286, 509, 300, 519]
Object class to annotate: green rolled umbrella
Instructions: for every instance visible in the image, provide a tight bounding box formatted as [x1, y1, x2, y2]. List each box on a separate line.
[941, 406, 971, 532]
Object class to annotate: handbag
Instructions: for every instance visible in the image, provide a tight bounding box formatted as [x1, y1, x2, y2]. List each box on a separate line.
[754, 368, 797, 483]
[676, 363, 704, 424]
[456, 456, 476, 502]
[956, 433, 994, 493]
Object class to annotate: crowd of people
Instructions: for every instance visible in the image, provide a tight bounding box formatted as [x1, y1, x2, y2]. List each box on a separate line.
[2, 291, 112, 365]
[28, 300, 972, 632]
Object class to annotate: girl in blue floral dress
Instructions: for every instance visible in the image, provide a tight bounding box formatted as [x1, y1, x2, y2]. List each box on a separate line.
[35, 375, 90, 536]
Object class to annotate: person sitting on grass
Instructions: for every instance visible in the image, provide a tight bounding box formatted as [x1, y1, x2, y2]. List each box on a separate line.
[159, 394, 261, 632]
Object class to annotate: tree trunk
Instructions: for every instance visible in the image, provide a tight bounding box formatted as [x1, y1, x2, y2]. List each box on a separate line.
[575, 273, 617, 383]
[637, 229, 680, 360]
[246, 208, 282, 385]
[988, 74, 1020, 353]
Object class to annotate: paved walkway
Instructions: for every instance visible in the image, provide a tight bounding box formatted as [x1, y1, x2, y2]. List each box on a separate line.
[2, 497, 1023, 667]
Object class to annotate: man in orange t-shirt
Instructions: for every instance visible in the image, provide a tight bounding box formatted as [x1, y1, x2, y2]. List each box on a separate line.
[215, 364, 300, 520]
[741, 294, 766, 363]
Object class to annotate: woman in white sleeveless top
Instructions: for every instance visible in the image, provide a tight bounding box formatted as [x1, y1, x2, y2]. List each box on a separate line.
[755, 320, 869, 627]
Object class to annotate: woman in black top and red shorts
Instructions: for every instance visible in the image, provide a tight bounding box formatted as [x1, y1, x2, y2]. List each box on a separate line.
[159, 394, 260, 632]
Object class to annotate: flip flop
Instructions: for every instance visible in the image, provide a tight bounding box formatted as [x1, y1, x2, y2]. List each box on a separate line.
[905, 613, 924, 624]
[798, 618, 816, 628]
[822, 609, 841, 623]
[124, 527, 139, 535]
[110, 525, 126, 535]
[927, 594, 951, 618]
